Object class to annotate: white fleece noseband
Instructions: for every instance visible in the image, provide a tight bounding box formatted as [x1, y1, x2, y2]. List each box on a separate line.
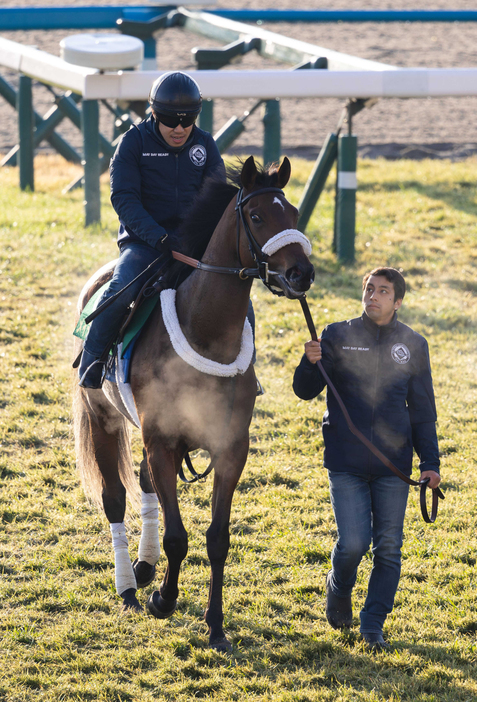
[161, 289, 254, 377]
[261, 229, 312, 257]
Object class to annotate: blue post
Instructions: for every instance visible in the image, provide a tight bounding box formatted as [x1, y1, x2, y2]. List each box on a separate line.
[81, 100, 101, 226]
[209, 9, 477, 22]
[18, 75, 34, 191]
[142, 36, 157, 70]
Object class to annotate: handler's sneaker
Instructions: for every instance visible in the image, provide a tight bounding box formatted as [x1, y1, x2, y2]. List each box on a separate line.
[361, 632, 390, 650]
[325, 570, 352, 629]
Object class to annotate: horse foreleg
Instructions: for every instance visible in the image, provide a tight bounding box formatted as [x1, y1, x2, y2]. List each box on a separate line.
[145, 444, 188, 620]
[132, 450, 160, 589]
[205, 442, 248, 652]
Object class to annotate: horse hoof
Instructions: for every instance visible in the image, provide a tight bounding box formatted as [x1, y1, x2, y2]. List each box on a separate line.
[120, 587, 143, 614]
[146, 590, 177, 619]
[210, 636, 232, 653]
[132, 558, 156, 589]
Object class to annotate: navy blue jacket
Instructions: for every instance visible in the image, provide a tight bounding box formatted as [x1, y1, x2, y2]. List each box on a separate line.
[293, 312, 440, 476]
[110, 116, 225, 250]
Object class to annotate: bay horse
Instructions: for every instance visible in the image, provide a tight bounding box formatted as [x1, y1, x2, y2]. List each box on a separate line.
[73, 156, 314, 651]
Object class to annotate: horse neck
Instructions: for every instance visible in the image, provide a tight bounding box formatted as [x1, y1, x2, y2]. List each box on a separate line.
[175, 198, 254, 364]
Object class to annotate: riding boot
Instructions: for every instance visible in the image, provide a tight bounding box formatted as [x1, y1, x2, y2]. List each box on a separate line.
[78, 348, 106, 389]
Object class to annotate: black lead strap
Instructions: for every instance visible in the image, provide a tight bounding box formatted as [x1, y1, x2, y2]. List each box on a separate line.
[299, 296, 444, 523]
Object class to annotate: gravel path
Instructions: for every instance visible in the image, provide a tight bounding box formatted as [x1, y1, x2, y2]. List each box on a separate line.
[1, 0, 477, 159]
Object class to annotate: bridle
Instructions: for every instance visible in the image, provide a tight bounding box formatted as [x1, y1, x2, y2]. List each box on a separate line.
[234, 186, 288, 295]
[172, 185, 297, 296]
[299, 297, 445, 524]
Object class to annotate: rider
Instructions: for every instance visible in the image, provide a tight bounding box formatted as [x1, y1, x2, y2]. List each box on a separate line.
[78, 71, 226, 388]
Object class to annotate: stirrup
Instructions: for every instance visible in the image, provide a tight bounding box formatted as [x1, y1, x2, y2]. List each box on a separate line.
[78, 358, 106, 389]
[256, 378, 265, 396]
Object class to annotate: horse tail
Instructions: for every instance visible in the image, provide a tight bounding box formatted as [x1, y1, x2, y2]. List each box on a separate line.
[72, 374, 140, 512]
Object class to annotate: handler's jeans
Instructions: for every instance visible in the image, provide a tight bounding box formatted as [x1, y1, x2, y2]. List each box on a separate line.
[84, 241, 257, 359]
[327, 471, 409, 634]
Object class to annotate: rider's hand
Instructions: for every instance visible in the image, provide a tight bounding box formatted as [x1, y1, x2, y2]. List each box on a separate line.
[419, 470, 441, 489]
[155, 233, 171, 253]
[304, 339, 322, 364]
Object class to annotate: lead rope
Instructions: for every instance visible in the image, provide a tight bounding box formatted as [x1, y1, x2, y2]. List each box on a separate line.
[299, 297, 444, 523]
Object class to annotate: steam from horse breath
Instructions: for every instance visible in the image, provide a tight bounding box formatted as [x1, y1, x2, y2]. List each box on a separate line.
[138, 354, 244, 456]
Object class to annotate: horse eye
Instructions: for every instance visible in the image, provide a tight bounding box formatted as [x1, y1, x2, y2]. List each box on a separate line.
[250, 214, 261, 224]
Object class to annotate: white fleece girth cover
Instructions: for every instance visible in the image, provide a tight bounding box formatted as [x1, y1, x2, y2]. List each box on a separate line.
[261, 229, 312, 257]
[161, 288, 254, 377]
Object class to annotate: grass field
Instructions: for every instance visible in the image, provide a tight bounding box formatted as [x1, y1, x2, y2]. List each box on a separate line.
[1, 154, 476, 701]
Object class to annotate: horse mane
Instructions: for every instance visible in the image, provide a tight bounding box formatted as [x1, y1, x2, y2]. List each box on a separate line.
[175, 160, 283, 262]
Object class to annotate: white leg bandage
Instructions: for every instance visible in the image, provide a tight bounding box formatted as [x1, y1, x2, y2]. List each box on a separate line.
[138, 491, 161, 566]
[110, 522, 137, 596]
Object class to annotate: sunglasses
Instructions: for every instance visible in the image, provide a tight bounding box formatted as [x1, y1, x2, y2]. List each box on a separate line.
[156, 112, 198, 129]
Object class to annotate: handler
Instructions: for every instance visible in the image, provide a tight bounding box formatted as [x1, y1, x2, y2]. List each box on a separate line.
[79, 71, 225, 388]
[293, 267, 441, 649]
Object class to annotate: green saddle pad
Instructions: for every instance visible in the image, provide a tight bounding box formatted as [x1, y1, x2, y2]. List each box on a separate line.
[73, 282, 160, 357]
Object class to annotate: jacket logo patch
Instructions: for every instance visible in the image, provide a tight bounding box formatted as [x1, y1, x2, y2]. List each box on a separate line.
[391, 343, 411, 364]
[189, 145, 207, 166]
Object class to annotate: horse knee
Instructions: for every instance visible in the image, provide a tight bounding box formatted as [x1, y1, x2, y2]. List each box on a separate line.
[163, 532, 188, 564]
[139, 449, 155, 494]
[102, 483, 127, 523]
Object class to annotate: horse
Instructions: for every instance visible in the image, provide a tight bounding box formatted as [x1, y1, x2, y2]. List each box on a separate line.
[72, 156, 315, 652]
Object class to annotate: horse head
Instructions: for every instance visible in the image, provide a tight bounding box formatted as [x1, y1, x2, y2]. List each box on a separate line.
[238, 156, 315, 299]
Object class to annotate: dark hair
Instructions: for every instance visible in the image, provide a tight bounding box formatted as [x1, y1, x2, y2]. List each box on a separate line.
[362, 267, 406, 301]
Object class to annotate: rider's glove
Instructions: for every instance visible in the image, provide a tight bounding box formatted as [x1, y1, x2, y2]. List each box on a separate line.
[155, 232, 170, 252]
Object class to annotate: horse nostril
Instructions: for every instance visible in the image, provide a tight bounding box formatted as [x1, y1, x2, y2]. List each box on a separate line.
[286, 266, 304, 283]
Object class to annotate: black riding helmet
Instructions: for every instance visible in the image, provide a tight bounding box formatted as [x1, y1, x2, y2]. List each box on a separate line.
[149, 71, 202, 128]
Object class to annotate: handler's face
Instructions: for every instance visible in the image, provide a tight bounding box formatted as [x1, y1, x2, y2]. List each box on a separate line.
[158, 121, 193, 148]
[362, 275, 402, 326]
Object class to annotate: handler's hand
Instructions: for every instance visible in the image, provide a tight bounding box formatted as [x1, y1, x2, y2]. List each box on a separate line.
[304, 339, 322, 364]
[419, 470, 441, 489]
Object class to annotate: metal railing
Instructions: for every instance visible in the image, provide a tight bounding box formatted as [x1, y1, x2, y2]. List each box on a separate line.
[2, 6, 476, 258]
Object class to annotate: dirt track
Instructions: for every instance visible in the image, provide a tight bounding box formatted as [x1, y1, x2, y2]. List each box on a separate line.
[1, 0, 477, 159]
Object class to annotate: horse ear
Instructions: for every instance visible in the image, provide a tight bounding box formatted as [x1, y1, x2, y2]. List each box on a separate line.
[276, 156, 291, 189]
[241, 156, 258, 190]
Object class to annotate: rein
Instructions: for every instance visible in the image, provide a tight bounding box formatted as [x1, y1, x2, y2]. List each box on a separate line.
[171, 250, 261, 280]
[299, 297, 444, 524]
